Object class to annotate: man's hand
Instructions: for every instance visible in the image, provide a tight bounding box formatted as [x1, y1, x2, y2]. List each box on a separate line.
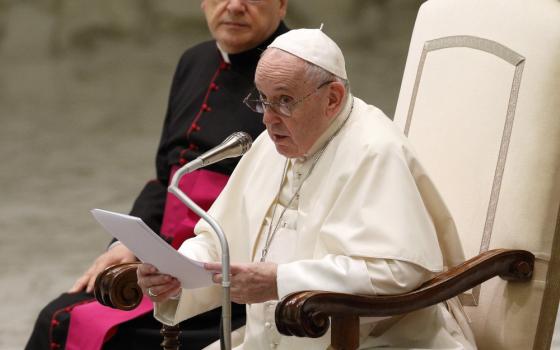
[205, 262, 278, 304]
[69, 243, 137, 294]
[137, 263, 181, 302]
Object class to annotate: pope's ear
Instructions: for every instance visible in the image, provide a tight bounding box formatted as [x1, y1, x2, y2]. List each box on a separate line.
[278, 0, 288, 18]
[326, 81, 346, 117]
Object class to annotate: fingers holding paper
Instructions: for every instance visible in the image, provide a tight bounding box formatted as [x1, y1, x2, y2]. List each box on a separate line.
[137, 263, 181, 302]
[205, 262, 278, 304]
[138, 261, 279, 304]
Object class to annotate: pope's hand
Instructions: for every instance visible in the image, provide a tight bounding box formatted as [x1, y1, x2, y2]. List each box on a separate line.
[205, 262, 278, 304]
[69, 243, 137, 294]
[137, 263, 181, 302]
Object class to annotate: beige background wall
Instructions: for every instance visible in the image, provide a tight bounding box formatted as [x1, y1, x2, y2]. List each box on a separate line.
[0, 1, 557, 349]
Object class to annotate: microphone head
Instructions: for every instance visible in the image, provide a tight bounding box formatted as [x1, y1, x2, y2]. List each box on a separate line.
[198, 132, 253, 168]
[226, 131, 252, 155]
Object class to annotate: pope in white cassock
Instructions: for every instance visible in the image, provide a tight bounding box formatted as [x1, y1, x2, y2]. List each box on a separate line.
[137, 28, 477, 350]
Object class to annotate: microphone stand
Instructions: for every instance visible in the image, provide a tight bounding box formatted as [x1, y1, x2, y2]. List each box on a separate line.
[168, 163, 232, 350]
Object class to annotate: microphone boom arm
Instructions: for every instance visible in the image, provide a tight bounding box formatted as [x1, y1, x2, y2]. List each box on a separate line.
[166, 131, 252, 350]
[168, 174, 232, 350]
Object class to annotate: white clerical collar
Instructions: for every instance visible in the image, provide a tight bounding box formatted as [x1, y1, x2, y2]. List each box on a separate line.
[216, 43, 231, 63]
[300, 93, 353, 160]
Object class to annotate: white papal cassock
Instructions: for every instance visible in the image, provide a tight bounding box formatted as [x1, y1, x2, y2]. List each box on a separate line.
[154, 94, 477, 349]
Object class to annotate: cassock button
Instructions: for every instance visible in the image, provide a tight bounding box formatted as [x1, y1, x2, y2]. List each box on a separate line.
[265, 321, 272, 329]
[179, 158, 186, 165]
[270, 343, 278, 349]
[210, 82, 219, 91]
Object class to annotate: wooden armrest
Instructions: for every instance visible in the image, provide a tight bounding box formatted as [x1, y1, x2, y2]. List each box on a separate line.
[275, 248, 534, 339]
[94, 262, 182, 350]
[94, 262, 143, 310]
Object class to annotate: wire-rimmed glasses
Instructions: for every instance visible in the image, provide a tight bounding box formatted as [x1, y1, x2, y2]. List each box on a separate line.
[243, 80, 333, 117]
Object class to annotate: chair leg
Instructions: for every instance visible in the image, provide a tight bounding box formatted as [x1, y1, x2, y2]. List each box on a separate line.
[160, 324, 181, 350]
[329, 315, 359, 350]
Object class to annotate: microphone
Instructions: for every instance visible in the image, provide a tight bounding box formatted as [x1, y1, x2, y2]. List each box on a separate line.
[167, 131, 252, 350]
[182, 132, 253, 173]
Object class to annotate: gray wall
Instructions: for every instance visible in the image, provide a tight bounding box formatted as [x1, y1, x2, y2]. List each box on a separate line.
[0, 1, 422, 349]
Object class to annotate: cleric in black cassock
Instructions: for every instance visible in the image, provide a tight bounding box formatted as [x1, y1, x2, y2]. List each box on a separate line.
[25, 4, 289, 349]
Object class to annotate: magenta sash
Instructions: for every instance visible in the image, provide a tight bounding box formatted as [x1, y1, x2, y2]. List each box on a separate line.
[66, 168, 229, 350]
[162, 168, 229, 249]
[66, 297, 153, 350]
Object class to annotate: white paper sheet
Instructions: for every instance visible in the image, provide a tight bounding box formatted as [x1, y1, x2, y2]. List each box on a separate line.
[91, 208, 213, 289]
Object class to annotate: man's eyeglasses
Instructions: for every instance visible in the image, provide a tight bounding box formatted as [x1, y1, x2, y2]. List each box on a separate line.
[243, 80, 333, 117]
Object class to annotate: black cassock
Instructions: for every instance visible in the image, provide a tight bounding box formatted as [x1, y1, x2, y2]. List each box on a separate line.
[26, 22, 289, 350]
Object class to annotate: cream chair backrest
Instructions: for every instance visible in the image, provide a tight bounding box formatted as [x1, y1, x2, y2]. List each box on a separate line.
[392, 0, 560, 349]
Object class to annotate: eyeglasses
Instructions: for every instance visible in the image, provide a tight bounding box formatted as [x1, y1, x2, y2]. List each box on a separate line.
[243, 80, 333, 117]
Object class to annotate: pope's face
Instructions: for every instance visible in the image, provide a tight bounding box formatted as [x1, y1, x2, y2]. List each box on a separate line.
[201, 0, 287, 54]
[255, 50, 334, 158]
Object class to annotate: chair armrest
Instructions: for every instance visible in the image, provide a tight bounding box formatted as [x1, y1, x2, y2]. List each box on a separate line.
[94, 262, 182, 350]
[94, 262, 143, 311]
[275, 248, 534, 338]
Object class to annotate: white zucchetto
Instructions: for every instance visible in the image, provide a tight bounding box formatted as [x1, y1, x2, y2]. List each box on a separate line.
[267, 26, 347, 80]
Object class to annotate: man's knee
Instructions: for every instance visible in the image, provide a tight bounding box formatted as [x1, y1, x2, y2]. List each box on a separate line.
[26, 292, 94, 349]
